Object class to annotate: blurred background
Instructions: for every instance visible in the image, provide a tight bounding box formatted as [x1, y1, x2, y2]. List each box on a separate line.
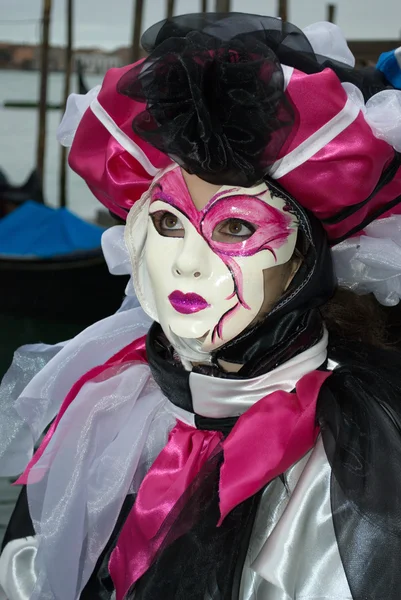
[1, 0, 401, 540]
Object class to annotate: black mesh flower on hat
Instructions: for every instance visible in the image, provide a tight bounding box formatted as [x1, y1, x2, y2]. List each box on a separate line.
[117, 14, 296, 187]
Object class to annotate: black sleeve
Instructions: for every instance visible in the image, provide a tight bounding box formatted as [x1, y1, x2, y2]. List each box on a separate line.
[317, 338, 401, 600]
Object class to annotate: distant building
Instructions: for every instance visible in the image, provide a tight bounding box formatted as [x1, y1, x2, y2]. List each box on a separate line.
[74, 49, 123, 74]
[348, 40, 400, 66]
[0, 43, 37, 70]
[0, 39, 399, 73]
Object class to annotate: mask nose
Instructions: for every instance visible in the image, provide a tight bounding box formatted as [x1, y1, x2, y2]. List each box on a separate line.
[174, 268, 201, 278]
[172, 229, 212, 280]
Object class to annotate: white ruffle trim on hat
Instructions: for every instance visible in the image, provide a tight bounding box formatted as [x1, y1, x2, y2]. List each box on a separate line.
[332, 215, 401, 306]
[343, 82, 401, 152]
[56, 85, 101, 147]
[303, 21, 355, 67]
[304, 22, 401, 152]
[101, 225, 139, 309]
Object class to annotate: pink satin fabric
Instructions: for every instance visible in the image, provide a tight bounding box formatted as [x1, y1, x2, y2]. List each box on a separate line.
[16, 335, 148, 485]
[69, 63, 172, 220]
[109, 422, 223, 599]
[279, 67, 399, 241]
[110, 368, 332, 600]
[219, 369, 331, 523]
[68, 61, 401, 240]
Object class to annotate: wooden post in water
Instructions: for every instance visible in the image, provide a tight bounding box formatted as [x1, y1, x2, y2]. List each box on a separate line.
[131, 0, 145, 63]
[166, 0, 175, 19]
[215, 0, 231, 11]
[327, 4, 336, 23]
[36, 0, 52, 195]
[201, 0, 208, 12]
[278, 0, 288, 21]
[59, 0, 74, 208]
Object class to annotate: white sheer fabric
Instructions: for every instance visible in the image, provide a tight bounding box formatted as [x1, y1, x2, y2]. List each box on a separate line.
[0, 307, 152, 478]
[28, 362, 175, 600]
[0, 306, 168, 600]
[101, 226, 139, 304]
[303, 21, 355, 67]
[342, 82, 401, 152]
[56, 85, 101, 148]
[333, 215, 401, 305]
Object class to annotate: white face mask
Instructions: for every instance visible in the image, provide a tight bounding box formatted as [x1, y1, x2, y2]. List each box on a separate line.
[125, 166, 298, 362]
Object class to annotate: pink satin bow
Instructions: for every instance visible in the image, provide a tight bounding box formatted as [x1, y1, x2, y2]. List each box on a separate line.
[110, 368, 331, 600]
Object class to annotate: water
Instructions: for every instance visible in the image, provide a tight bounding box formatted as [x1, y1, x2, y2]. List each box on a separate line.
[0, 71, 105, 542]
[0, 70, 103, 221]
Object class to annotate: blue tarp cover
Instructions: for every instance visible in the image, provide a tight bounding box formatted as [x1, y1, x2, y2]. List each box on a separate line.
[0, 201, 105, 258]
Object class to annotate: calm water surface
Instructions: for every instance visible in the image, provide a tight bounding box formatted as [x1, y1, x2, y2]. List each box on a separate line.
[0, 69, 103, 220]
[0, 70, 105, 537]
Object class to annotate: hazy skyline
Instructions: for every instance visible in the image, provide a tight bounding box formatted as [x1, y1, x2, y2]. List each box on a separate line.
[1, 0, 401, 50]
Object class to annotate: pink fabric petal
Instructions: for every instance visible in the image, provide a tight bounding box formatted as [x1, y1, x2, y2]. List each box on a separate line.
[218, 369, 331, 523]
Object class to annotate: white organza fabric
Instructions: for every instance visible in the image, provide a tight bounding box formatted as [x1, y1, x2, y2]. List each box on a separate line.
[101, 226, 139, 308]
[56, 85, 101, 148]
[303, 22, 401, 152]
[333, 215, 401, 305]
[29, 360, 175, 600]
[342, 82, 401, 152]
[0, 307, 179, 600]
[303, 21, 356, 67]
[0, 308, 151, 478]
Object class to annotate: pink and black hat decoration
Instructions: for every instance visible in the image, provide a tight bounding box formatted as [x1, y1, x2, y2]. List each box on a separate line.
[60, 14, 401, 246]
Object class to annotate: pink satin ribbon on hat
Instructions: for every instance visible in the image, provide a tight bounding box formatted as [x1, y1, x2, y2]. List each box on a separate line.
[110, 368, 331, 600]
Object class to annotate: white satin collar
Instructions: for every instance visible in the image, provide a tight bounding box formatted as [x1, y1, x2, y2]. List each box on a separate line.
[188, 329, 329, 419]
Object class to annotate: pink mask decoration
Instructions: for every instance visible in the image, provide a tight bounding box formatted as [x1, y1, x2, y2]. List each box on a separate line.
[125, 167, 298, 359]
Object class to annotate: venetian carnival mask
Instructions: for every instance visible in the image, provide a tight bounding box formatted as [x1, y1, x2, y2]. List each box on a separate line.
[125, 166, 298, 363]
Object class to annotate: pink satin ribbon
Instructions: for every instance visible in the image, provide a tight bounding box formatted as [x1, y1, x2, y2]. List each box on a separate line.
[16, 335, 148, 485]
[109, 422, 223, 598]
[110, 368, 331, 600]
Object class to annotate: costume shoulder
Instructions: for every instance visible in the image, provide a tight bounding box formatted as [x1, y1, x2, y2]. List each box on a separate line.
[317, 338, 401, 600]
[0, 306, 159, 600]
[0, 306, 152, 480]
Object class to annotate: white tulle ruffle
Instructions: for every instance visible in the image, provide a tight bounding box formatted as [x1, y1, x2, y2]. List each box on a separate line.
[56, 85, 101, 147]
[303, 21, 355, 67]
[0, 306, 179, 600]
[101, 225, 139, 307]
[303, 22, 401, 152]
[332, 215, 401, 305]
[0, 306, 152, 478]
[342, 82, 401, 152]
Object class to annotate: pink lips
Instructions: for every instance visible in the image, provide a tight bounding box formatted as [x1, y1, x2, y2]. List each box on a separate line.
[168, 291, 210, 314]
